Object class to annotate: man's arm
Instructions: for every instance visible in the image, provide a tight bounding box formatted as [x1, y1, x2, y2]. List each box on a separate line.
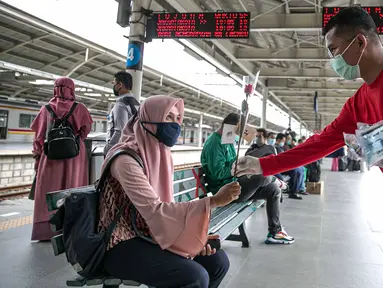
[109, 104, 132, 146]
[259, 101, 356, 176]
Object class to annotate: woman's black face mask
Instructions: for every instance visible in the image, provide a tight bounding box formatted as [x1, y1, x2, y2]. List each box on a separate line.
[141, 121, 181, 147]
[113, 83, 121, 96]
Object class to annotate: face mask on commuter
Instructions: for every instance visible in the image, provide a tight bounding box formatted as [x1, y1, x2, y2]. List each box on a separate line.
[235, 135, 240, 142]
[287, 140, 291, 145]
[329, 36, 366, 80]
[279, 141, 285, 147]
[268, 139, 276, 146]
[113, 83, 121, 96]
[141, 121, 181, 147]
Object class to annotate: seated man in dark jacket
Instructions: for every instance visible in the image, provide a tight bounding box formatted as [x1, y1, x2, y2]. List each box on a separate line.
[246, 131, 304, 200]
[201, 113, 294, 244]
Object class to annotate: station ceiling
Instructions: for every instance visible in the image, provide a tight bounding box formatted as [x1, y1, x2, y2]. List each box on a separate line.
[0, 1, 285, 133]
[153, 0, 382, 130]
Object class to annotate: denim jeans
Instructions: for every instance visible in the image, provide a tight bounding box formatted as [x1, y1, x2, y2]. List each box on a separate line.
[237, 175, 282, 234]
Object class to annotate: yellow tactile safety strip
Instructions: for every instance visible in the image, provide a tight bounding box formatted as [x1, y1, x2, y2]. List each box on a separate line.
[0, 215, 33, 231]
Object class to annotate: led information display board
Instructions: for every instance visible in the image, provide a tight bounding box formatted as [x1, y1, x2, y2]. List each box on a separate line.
[146, 12, 250, 39]
[323, 7, 383, 34]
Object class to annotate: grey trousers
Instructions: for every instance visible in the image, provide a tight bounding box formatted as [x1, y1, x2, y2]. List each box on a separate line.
[237, 175, 282, 235]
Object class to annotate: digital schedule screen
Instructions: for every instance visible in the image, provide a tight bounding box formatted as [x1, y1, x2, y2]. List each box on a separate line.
[323, 7, 383, 34]
[146, 12, 250, 39]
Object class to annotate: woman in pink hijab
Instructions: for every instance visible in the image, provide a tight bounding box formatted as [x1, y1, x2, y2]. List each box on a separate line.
[31, 77, 93, 241]
[98, 95, 241, 288]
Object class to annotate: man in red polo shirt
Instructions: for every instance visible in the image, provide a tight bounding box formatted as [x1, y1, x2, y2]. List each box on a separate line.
[234, 6, 383, 177]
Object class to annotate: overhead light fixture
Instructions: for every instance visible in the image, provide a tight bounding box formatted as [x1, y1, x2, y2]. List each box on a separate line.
[84, 93, 103, 97]
[29, 79, 55, 85]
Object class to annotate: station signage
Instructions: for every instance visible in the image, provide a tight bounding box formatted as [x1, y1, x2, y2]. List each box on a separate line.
[146, 12, 250, 39]
[323, 7, 383, 34]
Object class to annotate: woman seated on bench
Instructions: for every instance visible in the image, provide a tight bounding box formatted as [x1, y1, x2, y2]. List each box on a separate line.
[98, 95, 241, 288]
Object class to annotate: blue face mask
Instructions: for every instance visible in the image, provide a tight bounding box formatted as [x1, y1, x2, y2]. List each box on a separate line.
[279, 141, 285, 147]
[329, 36, 365, 80]
[235, 135, 240, 142]
[268, 139, 276, 146]
[141, 121, 181, 147]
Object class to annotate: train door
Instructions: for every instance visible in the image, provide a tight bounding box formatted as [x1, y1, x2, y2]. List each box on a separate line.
[0, 109, 8, 139]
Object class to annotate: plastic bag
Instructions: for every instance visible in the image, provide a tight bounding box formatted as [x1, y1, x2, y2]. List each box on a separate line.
[355, 121, 383, 169]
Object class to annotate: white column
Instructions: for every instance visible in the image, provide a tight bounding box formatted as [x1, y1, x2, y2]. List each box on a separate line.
[261, 87, 268, 128]
[198, 114, 203, 147]
[300, 123, 302, 138]
[126, 0, 151, 102]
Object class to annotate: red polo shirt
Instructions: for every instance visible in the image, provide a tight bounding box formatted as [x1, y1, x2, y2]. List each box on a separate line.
[260, 70, 383, 175]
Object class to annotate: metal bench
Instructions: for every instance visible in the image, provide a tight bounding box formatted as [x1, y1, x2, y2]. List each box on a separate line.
[46, 165, 265, 287]
[174, 166, 265, 247]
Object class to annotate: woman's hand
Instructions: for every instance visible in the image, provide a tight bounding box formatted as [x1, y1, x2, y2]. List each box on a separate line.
[199, 234, 220, 256]
[210, 182, 241, 208]
[34, 158, 40, 173]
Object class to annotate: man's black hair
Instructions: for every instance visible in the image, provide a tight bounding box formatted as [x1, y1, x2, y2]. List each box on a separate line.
[323, 6, 379, 43]
[268, 132, 275, 138]
[276, 133, 286, 141]
[222, 113, 240, 126]
[114, 71, 133, 90]
[257, 128, 268, 138]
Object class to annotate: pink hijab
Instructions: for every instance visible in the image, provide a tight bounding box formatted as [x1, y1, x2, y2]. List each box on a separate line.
[49, 77, 76, 119]
[105, 95, 184, 202]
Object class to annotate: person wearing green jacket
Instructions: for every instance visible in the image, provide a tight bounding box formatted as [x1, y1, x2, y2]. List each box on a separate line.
[201, 113, 294, 244]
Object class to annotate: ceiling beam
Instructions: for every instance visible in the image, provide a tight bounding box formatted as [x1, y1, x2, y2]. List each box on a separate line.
[258, 67, 351, 79]
[236, 47, 328, 62]
[248, 13, 321, 32]
[274, 91, 355, 96]
[65, 52, 102, 77]
[267, 79, 362, 90]
[282, 101, 348, 105]
[272, 87, 358, 92]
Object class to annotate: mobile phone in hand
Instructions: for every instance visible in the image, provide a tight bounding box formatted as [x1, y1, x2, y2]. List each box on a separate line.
[207, 238, 221, 251]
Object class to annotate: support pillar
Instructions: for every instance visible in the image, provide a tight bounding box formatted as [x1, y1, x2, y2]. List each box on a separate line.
[288, 110, 292, 129]
[261, 87, 268, 128]
[126, 0, 151, 102]
[300, 123, 302, 138]
[198, 114, 203, 148]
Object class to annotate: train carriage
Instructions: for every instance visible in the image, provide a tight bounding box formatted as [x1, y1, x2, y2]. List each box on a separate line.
[0, 98, 214, 146]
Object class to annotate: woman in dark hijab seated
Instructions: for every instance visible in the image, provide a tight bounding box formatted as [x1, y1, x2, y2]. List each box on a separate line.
[99, 95, 241, 288]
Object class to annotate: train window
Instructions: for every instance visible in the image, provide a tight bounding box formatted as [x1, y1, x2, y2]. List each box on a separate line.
[91, 122, 97, 132]
[101, 121, 107, 133]
[19, 114, 36, 128]
[0, 109, 8, 139]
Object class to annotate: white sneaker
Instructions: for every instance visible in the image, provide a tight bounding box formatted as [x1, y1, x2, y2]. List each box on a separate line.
[265, 230, 294, 244]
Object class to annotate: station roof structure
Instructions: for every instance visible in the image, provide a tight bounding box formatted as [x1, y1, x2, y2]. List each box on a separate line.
[152, 0, 382, 130]
[0, 1, 285, 133]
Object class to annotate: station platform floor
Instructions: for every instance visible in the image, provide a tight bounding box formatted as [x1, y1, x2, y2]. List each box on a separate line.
[1, 161, 383, 288]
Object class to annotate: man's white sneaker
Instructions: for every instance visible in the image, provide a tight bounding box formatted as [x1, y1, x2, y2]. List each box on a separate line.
[265, 230, 294, 244]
